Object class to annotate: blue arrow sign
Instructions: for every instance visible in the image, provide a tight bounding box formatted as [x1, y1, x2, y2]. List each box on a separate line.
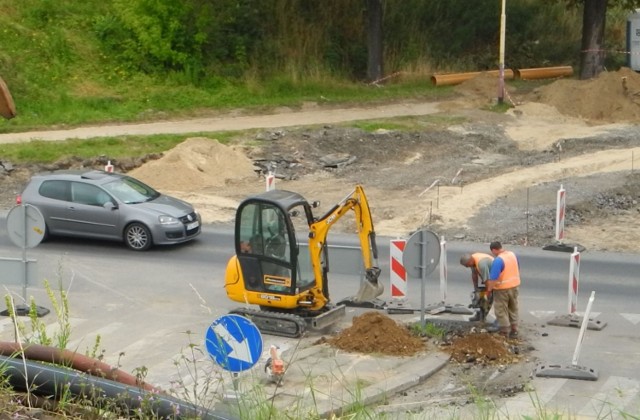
[205, 314, 263, 372]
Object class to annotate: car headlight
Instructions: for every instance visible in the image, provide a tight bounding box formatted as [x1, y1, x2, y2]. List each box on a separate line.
[158, 215, 180, 225]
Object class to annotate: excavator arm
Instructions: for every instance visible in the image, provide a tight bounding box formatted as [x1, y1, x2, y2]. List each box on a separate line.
[308, 185, 383, 303]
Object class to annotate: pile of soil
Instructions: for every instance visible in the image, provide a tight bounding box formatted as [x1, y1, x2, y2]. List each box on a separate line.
[442, 332, 521, 365]
[326, 312, 425, 356]
[127, 137, 257, 191]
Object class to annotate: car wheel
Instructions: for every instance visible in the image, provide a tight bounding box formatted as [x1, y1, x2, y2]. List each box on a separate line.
[124, 223, 152, 251]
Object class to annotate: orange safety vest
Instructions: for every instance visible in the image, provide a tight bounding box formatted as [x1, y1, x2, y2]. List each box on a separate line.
[493, 251, 521, 290]
[471, 252, 493, 270]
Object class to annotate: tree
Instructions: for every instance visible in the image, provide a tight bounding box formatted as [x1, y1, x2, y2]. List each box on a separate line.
[365, 0, 384, 82]
[574, 0, 640, 79]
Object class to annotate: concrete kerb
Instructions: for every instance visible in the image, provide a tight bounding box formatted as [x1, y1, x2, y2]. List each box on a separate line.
[270, 343, 450, 418]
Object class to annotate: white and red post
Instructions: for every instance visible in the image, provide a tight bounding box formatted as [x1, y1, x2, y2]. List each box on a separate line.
[439, 235, 447, 303]
[266, 172, 276, 191]
[104, 160, 114, 173]
[390, 239, 407, 302]
[568, 247, 580, 315]
[555, 184, 566, 241]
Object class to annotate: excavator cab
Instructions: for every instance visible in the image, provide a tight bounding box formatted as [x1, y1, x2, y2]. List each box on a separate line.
[234, 190, 316, 297]
[224, 186, 384, 337]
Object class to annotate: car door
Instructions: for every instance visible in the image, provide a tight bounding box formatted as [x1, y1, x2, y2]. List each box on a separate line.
[34, 179, 72, 234]
[64, 181, 120, 239]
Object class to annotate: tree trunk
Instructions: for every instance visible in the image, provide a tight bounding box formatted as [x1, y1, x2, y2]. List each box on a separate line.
[366, 0, 384, 82]
[579, 0, 608, 80]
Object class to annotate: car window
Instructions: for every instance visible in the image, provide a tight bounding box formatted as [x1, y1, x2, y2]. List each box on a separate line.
[103, 176, 159, 204]
[39, 180, 71, 201]
[71, 182, 110, 206]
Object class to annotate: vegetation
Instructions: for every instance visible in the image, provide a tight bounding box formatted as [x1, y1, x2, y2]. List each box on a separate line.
[0, 0, 632, 134]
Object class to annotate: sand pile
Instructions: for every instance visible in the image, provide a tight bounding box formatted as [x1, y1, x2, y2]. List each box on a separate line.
[530, 67, 640, 123]
[128, 137, 257, 192]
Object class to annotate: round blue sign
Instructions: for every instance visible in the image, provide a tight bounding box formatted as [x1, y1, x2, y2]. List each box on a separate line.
[205, 314, 263, 372]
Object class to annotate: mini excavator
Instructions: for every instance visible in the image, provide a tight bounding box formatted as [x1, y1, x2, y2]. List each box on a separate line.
[224, 185, 384, 338]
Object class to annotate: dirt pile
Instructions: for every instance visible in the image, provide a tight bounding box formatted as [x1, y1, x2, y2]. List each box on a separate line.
[443, 332, 521, 365]
[127, 137, 257, 191]
[530, 67, 640, 122]
[453, 67, 640, 124]
[326, 312, 425, 356]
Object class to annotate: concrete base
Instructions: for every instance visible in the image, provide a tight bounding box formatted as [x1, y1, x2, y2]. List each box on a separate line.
[547, 313, 607, 331]
[542, 242, 586, 253]
[535, 363, 598, 381]
[425, 302, 474, 316]
[0, 304, 50, 318]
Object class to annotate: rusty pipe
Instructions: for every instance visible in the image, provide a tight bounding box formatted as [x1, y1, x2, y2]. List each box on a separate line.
[515, 66, 573, 80]
[0, 76, 16, 120]
[0, 342, 162, 393]
[430, 69, 515, 87]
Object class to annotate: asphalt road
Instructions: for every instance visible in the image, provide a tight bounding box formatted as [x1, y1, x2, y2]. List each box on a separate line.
[0, 220, 639, 416]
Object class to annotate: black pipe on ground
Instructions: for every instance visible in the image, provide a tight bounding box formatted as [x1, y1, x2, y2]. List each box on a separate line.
[0, 355, 235, 420]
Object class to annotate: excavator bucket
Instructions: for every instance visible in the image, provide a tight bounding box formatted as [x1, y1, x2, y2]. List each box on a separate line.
[354, 267, 384, 302]
[337, 267, 385, 308]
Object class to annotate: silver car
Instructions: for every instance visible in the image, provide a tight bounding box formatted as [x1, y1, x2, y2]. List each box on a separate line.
[17, 170, 201, 251]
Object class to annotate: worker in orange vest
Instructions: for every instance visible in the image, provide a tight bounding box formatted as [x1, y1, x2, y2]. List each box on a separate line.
[487, 241, 521, 339]
[460, 252, 495, 324]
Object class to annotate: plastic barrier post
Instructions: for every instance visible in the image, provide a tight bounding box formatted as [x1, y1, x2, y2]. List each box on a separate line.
[389, 239, 407, 301]
[555, 184, 566, 241]
[104, 161, 114, 173]
[439, 235, 447, 303]
[266, 172, 275, 191]
[568, 247, 580, 315]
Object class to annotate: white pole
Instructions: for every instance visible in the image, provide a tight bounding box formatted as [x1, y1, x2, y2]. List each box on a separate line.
[498, 0, 507, 104]
[439, 235, 447, 303]
[555, 184, 566, 241]
[572, 291, 595, 366]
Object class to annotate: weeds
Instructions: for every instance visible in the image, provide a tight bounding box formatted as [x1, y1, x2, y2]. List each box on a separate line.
[410, 321, 447, 340]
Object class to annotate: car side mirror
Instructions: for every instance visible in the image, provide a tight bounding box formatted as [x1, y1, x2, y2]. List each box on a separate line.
[103, 202, 117, 210]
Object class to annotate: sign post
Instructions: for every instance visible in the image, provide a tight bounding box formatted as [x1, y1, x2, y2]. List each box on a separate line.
[2, 204, 49, 317]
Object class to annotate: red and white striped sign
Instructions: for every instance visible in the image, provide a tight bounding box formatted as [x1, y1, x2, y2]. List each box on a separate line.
[266, 172, 275, 191]
[568, 247, 580, 314]
[390, 239, 407, 299]
[555, 184, 566, 241]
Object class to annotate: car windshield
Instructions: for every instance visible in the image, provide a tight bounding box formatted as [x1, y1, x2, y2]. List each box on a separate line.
[102, 176, 160, 204]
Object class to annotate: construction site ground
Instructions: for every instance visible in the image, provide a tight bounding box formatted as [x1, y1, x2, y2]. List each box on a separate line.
[2, 68, 640, 418]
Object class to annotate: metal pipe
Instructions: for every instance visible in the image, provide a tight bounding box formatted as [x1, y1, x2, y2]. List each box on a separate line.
[0, 76, 16, 119]
[515, 66, 573, 80]
[0, 342, 161, 392]
[431, 69, 515, 87]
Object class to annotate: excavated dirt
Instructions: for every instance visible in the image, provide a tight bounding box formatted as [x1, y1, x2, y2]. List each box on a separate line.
[324, 311, 425, 356]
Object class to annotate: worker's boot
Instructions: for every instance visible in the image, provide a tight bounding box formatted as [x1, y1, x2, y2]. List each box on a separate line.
[468, 311, 482, 322]
[509, 325, 519, 339]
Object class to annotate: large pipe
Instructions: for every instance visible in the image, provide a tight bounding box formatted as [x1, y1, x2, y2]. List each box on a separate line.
[0, 76, 16, 119]
[0, 355, 233, 420]
[0, 342, 160, 392]
[515, 66, 573, 80]
[431, 69, 515, 87]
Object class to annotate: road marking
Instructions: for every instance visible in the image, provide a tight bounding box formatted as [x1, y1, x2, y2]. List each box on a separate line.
[577, 376, 639, 418]
[499, 377, 567, 417]
[530, 310, 556, 319]
[620, 313, 640, 325]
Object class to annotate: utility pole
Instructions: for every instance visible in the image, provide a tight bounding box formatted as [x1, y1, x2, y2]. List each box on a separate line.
[498, 0, 507, 104]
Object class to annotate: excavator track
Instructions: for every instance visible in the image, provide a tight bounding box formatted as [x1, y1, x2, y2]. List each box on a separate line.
[229, 307, 307, 338]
